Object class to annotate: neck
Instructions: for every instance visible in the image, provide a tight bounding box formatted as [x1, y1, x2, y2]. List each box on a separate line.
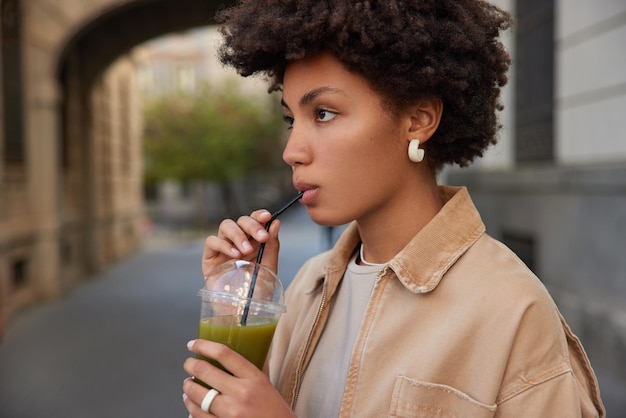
[358, 242, 386, 266]
[357, 180, 443, 264]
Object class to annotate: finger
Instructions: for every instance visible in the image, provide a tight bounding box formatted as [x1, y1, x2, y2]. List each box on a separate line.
[183, 355, 233, 393]
[207, 211, 272, 259]
[250, 209, 273, 223]
[235, 213, 272, 244]
[259, 219, 281, 274]
[183, 378, 220, 417]
[187, 339, 261, 381]
[244, 211, 280, 272]
[217, 218, 257, 255]
[201, 235, 243, 279]
[182, 377, 203, 408]
[203, 235, 242, 262]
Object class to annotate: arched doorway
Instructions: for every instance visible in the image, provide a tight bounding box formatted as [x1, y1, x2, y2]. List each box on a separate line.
[55, 0, 240, 285]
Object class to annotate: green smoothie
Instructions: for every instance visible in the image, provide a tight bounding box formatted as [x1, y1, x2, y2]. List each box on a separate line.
[196, 314, 278, 372]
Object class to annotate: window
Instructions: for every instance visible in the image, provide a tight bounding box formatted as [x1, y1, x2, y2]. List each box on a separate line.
[175, 62, 196, 93]
[502, 230, 537, 274]
[11, 256, 29, 288]
[2, 0, 25, 164]
[137, 65, 154, 93]
[515, 0, 555, 163]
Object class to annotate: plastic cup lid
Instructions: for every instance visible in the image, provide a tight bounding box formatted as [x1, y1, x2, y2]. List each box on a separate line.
[197, 288, 286, 314]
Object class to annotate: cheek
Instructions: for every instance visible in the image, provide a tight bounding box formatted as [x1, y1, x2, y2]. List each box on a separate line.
[322, 137, 402, 197]
[317, 114, 405, 186]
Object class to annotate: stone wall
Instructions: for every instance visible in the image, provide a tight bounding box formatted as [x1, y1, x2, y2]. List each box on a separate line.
[1, 0, 240, 330]
[0, 0, 144, 326]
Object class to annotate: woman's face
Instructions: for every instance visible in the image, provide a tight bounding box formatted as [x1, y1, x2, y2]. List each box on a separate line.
[281, 52, 414, 226]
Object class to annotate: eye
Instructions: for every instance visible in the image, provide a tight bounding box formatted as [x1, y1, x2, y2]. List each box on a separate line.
[316, 109, 337, 123]
[283, 115, 294, 129]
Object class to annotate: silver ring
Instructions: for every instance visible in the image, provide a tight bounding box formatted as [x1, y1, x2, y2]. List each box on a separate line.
[200, 388, 219, 413]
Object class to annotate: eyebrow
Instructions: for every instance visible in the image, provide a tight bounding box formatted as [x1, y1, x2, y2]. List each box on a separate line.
[281, 86, 346, 110]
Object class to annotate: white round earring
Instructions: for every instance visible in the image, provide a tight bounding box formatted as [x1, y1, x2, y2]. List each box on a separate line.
[408, 139, 425, 163]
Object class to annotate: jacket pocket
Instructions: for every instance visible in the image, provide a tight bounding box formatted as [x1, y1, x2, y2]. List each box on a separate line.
[389, 375, 497, 418]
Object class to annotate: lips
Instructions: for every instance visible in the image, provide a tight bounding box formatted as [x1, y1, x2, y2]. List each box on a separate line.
[294, 182, 319, 204]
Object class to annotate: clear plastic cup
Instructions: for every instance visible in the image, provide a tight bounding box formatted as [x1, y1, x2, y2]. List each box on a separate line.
[196, 260, 285, 376]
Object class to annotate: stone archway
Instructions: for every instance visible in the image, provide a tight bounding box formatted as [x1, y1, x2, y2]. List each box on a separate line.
[56, 0, 236, 278]
[57, 0, 234, 90]
[0, 0, 236, 321]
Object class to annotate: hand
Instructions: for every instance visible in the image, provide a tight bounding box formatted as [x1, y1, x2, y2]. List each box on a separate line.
[183, 340, 295, 418]
[202, 210, 281, 278]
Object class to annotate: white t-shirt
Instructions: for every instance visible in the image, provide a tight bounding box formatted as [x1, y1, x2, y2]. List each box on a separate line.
[294, 254, 382, 418]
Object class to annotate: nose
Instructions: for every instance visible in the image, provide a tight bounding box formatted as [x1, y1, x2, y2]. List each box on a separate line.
[282, 127, 311, 167]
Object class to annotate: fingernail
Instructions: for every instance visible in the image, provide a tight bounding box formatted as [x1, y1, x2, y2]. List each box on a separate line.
[242, 241, 252, 252]
[257, 229, 268, 239]
[231, 247, 240, 256]
[183, 393, 188, 402]
[187, 340, 195, 350]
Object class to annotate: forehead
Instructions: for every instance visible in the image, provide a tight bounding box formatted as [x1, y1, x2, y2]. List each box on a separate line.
[282, 52, 379, 105]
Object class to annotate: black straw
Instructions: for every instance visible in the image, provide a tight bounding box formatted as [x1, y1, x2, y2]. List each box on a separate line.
[240, 191, 304, 325]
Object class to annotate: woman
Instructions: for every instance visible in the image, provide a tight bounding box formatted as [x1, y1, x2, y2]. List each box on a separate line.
[182, 1, 605, 416]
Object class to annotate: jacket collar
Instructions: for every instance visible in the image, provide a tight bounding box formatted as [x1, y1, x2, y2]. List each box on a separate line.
[311, 186, 485, 295]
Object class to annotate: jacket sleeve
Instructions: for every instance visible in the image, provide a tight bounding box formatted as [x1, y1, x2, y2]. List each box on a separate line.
[493, 297, 605, 418]
[495, 371, 603, 417]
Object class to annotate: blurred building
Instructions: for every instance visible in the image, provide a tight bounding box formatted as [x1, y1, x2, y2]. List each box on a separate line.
[0, 0, 145, 330]
[134, 27, 268, 101]
[0, 0, 624, 407]
[0, 0, 231, 336]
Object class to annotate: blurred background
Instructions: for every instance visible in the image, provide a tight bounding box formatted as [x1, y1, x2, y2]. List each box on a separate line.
[0, 0, 624, 416]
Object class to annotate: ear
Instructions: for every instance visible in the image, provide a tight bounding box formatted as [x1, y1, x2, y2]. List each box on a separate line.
[407, 98, 443, 143]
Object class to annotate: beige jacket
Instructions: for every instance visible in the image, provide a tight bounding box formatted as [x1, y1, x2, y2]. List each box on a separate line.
[267, 186, 605, 417]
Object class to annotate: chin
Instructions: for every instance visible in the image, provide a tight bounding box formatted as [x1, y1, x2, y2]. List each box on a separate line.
[306, 208, 350, 227]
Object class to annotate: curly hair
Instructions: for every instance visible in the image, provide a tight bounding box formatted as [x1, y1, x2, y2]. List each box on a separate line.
[216, 0, 513, 170]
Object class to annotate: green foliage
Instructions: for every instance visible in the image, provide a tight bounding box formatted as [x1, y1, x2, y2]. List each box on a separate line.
[142, 84, 285, 185]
